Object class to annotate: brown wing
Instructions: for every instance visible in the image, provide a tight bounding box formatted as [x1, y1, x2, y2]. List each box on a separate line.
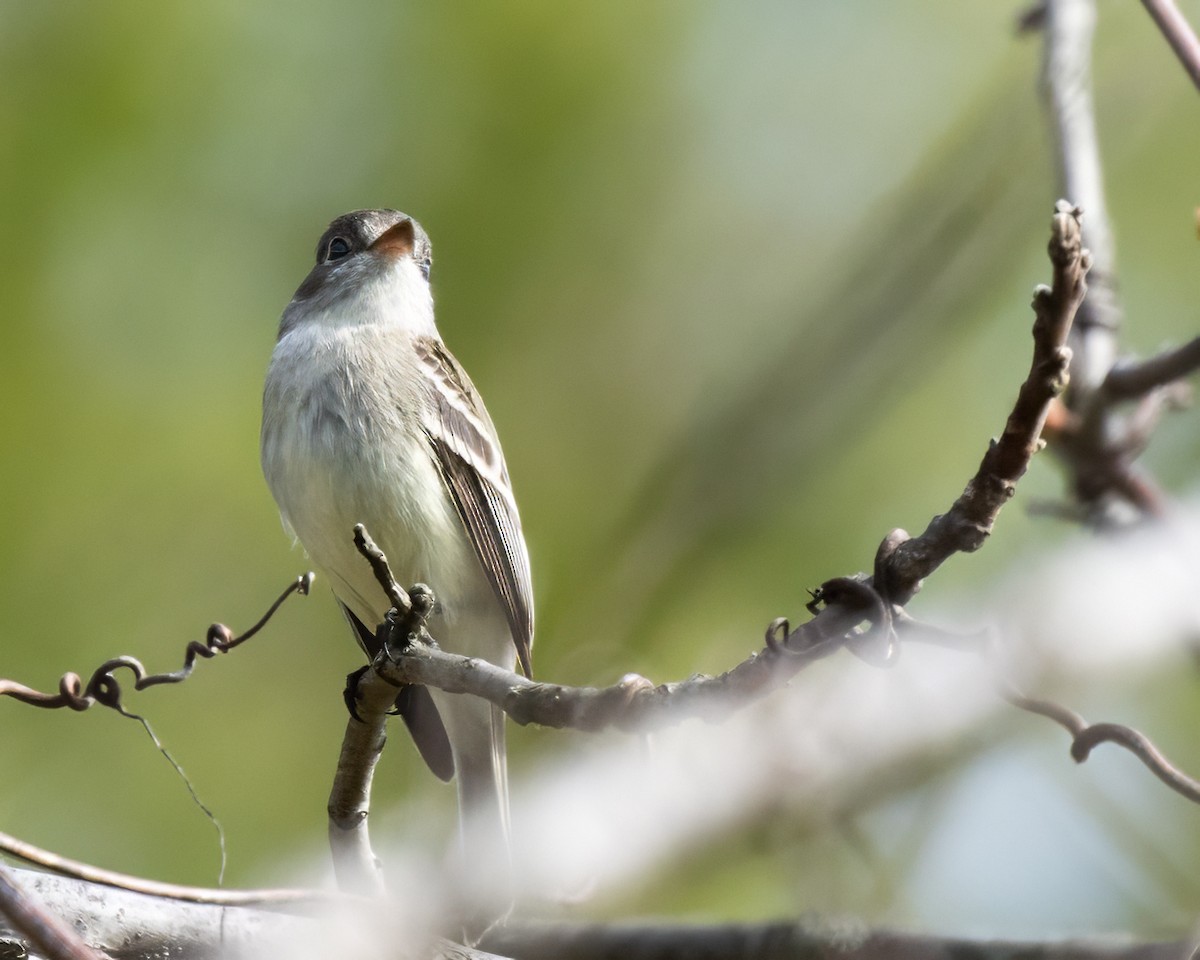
[339, 602, 455, 781]
[414, 336, 534, 677]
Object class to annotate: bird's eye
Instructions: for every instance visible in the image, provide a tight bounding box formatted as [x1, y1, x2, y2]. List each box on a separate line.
[326, 237, 352, 262]
[418, 257, 432, 281]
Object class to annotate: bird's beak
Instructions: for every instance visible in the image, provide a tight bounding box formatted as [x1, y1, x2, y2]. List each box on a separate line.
[369, 218, 416, 259]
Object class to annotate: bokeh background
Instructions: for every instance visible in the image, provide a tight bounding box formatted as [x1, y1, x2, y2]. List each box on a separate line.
[3, 0, 1200, 942]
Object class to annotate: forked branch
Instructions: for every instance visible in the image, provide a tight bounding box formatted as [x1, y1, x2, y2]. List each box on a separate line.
[355, 206, 1091, 734]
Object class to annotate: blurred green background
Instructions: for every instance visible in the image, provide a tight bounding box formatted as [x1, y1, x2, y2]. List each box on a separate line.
[2, 0, 1200, 941]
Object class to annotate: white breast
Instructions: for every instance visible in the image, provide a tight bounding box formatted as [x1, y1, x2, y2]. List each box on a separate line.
[261, 320, 480, 632]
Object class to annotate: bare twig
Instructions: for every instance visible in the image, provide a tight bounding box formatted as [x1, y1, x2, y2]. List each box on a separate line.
[1043, 0, 1120, 354]
[354, 524, 437, 643]
[378, 581, 1200, 811]
[0, 574, 313, 714]
[1004, 690, 1200, 805]
[1102, 336, 1200, 399]
[353, 523, 413, 616]
[353, 527, 865, 733]
[1033, 0, 1199, 522]
[326, 538, 443, 896]
[0, 829, 327, 907]
[880, 203, 1087, 603]
[896, 617, 1200, 808]
[327, 668, 395, 897]
[1140, 0, 1200, 91]
[0, 865, 109, 960]
[368, 617, 851, 733]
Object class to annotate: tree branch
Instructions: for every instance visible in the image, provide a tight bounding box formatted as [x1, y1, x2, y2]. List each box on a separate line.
[485, 920, 1191, 960]
[1028, 0, 1200, 522]
[327, 667, 395, 897]
[0, 829, 326, 908]
[0, 865, 109, 960]
[1102, 335, 1200, 399]
[367, 611, 854, 733]
[1043, 0, 1120, 358]
[0, 868, 1190, 960]
[1140, 0, 1200, 91]
[880, 202, 1086, 603]
[0, 867, 500, 960]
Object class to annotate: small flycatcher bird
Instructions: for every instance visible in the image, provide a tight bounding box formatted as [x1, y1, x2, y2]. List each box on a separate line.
[260, 209, 533, 903]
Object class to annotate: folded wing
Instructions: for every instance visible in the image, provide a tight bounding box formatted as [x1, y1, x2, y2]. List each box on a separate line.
[414, 336, 534, 678]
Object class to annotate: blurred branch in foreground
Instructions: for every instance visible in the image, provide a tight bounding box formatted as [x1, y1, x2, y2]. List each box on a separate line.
[0, 867, 1192, 960]
[1139, 0, 1200, 90]
[486, 920, 1193, 960]
[0, 865, 106, 960]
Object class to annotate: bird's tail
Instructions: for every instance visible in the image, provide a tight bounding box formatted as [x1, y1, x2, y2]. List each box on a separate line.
[430, 689, 513, 939]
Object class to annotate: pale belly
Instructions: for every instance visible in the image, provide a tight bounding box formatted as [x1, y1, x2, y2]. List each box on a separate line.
[261, 334, 500, 656]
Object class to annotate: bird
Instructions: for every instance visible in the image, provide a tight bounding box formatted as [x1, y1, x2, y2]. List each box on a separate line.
[260, 209, 533, 924]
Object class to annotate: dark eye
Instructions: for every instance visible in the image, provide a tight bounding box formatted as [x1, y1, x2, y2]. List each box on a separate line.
[326, 237, 352, 262]
[418, 257, 432, 281]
